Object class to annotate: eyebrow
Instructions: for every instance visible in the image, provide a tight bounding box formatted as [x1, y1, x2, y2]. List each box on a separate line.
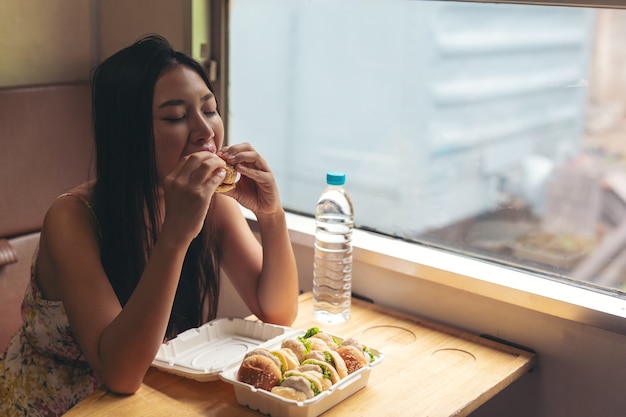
[158, 92, 215, 109]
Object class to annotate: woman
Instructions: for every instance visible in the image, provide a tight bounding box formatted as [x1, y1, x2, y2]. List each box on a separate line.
[0, 34, 299, 416]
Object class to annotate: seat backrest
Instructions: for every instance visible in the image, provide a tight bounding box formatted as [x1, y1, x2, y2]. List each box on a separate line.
[0, 83, 93, 350]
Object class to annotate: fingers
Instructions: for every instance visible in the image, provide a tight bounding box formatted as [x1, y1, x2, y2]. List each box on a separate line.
[217, 143, 283, 215]
[220, 143, 269, 172]
[170, 151, 226, 188]
[219, 143, 275, 189]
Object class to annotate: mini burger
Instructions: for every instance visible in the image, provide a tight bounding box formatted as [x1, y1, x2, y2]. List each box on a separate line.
[236, 354, 281, 391]
[302, 327, 340, 350]
[215, 162, 238, 193]
[307, 337, 331, 352]
[271, 385, 309, 402]
[337, 345, 368, 374]
[272, 348, 300, 373]
[305, 350, 349, 380]
[281, 338, 310, 363]
[311, 332, 340, 350]
[280, 370, 324, 397]
[244, 348, 282, 370]
[301, 358, 341, 385]
[271, 376, 315, 400]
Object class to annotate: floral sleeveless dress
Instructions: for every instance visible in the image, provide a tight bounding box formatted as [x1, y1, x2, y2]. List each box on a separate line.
[0, 226, 103, 415]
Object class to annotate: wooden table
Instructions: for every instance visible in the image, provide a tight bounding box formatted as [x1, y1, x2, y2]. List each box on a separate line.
[64, 292, 535, 417]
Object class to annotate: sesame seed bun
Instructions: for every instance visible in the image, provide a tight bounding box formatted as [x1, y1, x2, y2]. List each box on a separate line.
[237, 354, 282, 391]
[337, 345, 367, 374]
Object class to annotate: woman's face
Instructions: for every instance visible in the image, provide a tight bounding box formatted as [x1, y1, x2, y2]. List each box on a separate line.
[152, 65, 224, 183]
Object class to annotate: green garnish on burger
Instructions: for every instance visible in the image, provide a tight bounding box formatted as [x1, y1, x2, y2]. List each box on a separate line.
[303, 327, 321, 338]
[363, 345, 376, 363]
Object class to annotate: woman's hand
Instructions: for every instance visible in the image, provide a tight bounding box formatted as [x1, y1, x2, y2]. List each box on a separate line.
[218, 143, 282, 218]
[215, 143, 299, 326]
[161, 151, 227, 244]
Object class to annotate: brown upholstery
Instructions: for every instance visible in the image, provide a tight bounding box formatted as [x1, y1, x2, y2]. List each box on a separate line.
[0, 83, 94, 237]
[0, 233, 39, 350]
[0, 238, 18, 266]
[0, 83, 93, 350]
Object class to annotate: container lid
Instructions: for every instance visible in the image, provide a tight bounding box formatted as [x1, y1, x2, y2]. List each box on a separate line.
[151, 317, 291, 382]
[326, 172, 346, 186]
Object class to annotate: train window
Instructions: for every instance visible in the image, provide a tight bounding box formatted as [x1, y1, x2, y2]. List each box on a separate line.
[228, 0, 626, 296]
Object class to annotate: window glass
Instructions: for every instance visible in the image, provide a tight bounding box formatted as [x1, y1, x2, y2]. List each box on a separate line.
[229, 0, 626, 294]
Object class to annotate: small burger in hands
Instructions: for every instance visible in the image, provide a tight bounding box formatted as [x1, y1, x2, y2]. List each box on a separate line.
[215, 161, 238, 193]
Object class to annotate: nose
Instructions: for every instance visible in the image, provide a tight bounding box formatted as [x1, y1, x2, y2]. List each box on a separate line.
[191, 111, 216, 148]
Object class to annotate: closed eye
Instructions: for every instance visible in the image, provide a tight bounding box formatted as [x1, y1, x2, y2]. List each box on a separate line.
[163, 116, 186, 123]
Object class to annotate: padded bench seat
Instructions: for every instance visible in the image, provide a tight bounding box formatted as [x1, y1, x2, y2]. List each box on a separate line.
[0, 83, 93, 349]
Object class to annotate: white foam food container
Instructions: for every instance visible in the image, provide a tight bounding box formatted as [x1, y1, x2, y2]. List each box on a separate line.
[152, 319, 384, 417]
[152, 317, 291, 382]
[219, 328, 384, 417]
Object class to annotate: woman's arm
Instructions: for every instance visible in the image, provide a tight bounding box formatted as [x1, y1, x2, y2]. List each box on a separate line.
[39, 152, 228, 394]
[216, 197, 299, 326]
[217, 143, 299, 326]
[40, 197, 187, 394]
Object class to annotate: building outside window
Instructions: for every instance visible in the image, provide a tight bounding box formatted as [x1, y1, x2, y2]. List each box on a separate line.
[228, 0, 626, 297]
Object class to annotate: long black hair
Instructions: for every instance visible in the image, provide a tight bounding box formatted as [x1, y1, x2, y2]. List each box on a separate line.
[90, 35, 221, 339]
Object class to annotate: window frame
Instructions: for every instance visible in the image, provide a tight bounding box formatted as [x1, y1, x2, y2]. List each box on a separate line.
[217, 0, 626, 336]
[204, 0, 230, 139]
[281, 211, 626, 334]
[460, 0, 626, 9]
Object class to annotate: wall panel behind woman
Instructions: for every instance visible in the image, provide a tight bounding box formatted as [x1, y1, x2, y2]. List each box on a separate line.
[0, 0, 92, 87]
[97, 0, 191, 61]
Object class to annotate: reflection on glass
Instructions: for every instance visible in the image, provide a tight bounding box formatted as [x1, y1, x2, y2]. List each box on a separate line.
[229, 0, 626, 294]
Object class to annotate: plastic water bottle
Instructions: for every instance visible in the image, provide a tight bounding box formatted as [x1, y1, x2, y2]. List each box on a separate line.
[313, 171, 354, 324]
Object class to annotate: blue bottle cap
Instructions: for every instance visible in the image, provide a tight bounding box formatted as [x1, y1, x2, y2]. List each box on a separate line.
[326, 171, 346, 186]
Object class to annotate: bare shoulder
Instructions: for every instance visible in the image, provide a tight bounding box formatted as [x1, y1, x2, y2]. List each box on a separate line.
[56, 182, 95, 208]
[46, 182, 95, 221]
[42, 182, 99, 248]
[38, 182, 101, 300]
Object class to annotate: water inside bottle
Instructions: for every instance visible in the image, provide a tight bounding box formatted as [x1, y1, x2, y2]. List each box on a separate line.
[313, 213, 353, 324]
